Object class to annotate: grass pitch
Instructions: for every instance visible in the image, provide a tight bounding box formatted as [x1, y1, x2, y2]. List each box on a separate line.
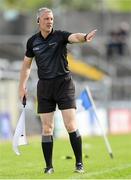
[0, 134, 131, 179]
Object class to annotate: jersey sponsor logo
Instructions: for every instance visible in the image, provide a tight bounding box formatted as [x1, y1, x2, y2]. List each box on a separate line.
[33, 47, 40, 51]
[49, 42, 57, 46]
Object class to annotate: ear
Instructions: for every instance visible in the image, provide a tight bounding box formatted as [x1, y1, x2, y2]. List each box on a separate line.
[37, 18, 39, 24]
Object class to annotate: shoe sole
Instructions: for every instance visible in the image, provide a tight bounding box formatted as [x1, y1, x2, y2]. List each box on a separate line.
[74, 170, 85, 173]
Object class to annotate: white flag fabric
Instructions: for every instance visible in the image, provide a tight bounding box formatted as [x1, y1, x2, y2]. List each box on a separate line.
[12, 108, 27, 155]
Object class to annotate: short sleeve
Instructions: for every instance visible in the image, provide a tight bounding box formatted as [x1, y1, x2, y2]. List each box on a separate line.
[25, 37, 35, 58]
[61, 31, 72, 43]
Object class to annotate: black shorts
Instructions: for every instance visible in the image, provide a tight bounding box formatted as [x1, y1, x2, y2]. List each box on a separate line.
[37, 74, 76, 113]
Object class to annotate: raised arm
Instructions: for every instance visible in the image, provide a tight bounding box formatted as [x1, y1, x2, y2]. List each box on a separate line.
[19, 56, 33, 101]
[68, 29, 97, 43]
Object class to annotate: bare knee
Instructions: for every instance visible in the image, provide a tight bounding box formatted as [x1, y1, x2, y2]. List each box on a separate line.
[40, 112, 54, 135]
[42, 122, 54, 135]
[62, 109, 77, 133]
[64, 123, 77, 132]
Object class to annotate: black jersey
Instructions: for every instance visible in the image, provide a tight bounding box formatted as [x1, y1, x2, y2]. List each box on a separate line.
[25, 30, 72, 79]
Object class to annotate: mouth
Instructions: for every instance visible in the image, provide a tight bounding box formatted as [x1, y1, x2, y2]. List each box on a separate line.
[47, 24, 52, 28]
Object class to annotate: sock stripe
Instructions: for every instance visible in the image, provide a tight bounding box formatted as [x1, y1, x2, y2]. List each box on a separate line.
[42, 135, 53, 143]
[69, 129, 81, 137]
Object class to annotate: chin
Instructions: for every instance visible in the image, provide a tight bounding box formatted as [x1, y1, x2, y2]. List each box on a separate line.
[47, 28, 52, 32]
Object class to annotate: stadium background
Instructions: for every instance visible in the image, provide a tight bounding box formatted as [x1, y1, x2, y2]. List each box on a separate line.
[0, 0, 131, 139]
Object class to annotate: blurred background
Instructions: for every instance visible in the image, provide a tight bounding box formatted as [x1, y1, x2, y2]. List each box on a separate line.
[0, 0, 131, 140]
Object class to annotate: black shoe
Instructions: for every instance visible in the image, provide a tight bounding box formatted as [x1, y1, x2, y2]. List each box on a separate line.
[44, 167, 54, 174]
[75, 163, 84, 173]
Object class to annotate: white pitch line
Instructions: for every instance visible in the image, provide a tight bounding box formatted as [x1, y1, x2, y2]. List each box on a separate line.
[69, 163, 131, 179]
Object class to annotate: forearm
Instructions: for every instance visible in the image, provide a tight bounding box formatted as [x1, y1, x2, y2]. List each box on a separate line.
[68, 33, 86, 43]
[19, 64, 31, 89]
[19, 57, 32, 98]
[68, 29, 97, 43]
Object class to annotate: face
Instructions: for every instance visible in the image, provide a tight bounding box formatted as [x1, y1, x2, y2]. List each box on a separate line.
[39, 11, 54, 33]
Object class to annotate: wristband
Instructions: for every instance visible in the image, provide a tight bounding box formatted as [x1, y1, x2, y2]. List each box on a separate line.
[84, 34, 88, 41]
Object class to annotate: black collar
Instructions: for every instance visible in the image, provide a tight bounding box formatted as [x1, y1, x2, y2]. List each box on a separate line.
[39, 29, 54, 40]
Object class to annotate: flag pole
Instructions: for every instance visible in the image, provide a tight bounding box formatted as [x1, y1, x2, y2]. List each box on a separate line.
[85, 87, 113, 159]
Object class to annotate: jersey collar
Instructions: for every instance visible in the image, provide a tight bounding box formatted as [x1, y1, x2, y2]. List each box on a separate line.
[39, 29, 54, 40]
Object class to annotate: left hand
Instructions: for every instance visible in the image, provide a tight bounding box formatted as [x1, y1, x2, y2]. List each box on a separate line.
[85, 29, 97, 42]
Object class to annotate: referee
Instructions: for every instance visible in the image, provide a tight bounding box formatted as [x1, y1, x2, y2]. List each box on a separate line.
[19, 7, 97, 174]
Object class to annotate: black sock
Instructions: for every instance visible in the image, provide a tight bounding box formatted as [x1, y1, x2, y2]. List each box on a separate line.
[69, 130, 82, 165]
[41, 135, 53, 168]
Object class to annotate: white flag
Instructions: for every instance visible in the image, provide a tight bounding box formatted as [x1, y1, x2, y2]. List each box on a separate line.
[12, 108, 27, 155]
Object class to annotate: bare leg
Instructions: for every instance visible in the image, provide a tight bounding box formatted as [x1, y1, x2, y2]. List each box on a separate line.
[40, 112, 54, 135]
[61, 108, 77, 132]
